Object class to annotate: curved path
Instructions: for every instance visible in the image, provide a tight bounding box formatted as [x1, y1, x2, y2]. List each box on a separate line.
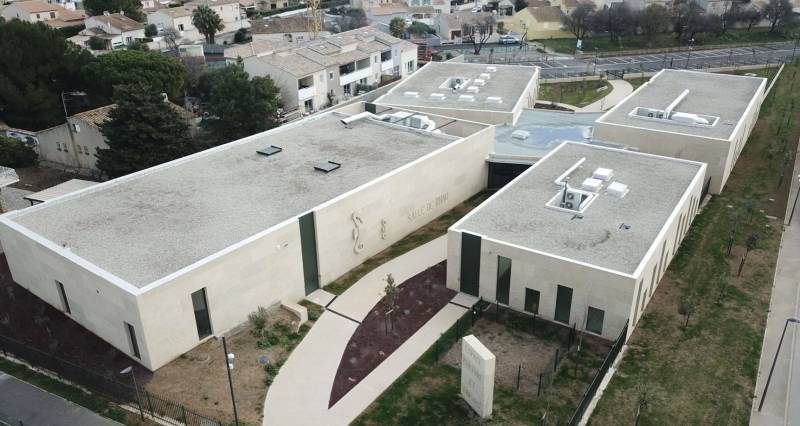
[578, 79, 634, 112]
[262, 236, 475, 426]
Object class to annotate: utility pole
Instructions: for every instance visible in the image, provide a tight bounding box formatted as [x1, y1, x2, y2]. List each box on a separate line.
[758, 318, 800, 411]
[222, 337, 240, 426]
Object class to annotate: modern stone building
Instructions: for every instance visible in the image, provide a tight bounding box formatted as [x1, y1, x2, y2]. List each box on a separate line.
[592, 69, 766, 195]
[375, 62, 540, 126]
[0, 103, 493, 370]
[446, 142, 706, 341]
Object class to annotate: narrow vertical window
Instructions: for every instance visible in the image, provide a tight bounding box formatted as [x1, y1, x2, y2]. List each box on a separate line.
[125, 322, 141, 359]
[586, 307, 605, 335]
[191, 288, 212, 339]
[56, 280, 70, 314]
[495, 256, 511, 305]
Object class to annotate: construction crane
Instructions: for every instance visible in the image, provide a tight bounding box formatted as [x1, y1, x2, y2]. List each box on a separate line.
[306, 0, 322, 40]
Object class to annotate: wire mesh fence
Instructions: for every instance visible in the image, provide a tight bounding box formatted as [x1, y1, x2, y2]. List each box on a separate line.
[0, 334, 228, 426]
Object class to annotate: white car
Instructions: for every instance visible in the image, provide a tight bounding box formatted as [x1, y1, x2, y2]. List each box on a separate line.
[499, 35, 520, 44]
[471, 5, 482, 12]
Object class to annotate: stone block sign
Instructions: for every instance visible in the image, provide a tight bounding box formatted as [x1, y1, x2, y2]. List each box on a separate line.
[460, 334, 496, 418]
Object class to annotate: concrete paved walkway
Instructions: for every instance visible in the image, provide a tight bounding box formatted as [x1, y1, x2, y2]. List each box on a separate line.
[578, 80, 633, 112]
[750, 149, 800, 426]
[0, 372, 121, 426]
[263, 236, 470, 425]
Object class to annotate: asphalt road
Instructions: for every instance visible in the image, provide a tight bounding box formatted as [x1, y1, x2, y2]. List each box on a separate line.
[438, 42, 799, 78]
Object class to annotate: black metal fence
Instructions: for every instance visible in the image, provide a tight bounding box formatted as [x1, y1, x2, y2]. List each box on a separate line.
[567, 320, 629, 426]
[0, 334, 227, 426]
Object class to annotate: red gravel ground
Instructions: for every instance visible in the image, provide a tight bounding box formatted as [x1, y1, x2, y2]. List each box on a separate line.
[0, 254, 150, 383]
[328, 261, 455, 407]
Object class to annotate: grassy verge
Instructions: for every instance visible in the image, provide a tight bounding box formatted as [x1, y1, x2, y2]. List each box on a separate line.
[589, 63, 800, 424]
[324, 192, 490, 295]
[538, 80, 612, 108]
[0, 357, 155, 425]
[543, 28, 796, 54]
[625, 77, 650, 90]
[354, 314, 608, 425]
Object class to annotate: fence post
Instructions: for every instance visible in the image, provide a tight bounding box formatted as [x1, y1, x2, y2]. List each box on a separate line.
[145, 390, 155, 417]
[537, 373, 543, 396]
[181, 405, 188, 425]
[516, 365, 521, 390]
[456, 318, 460, 338]
[435, 336, 439, 363]
[554, 349, 559, 372]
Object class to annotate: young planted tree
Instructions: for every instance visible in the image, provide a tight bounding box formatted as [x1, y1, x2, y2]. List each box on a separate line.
[738, 233, 759, 276]
[389, 17, 406, 38]
[562, 3, 595, 41]
[384, 273, 398, 335]
[197, 65, 281, 146]
[462, 16, 495, 54]
[192, 5, 225, 44]
[739, 8, 763, 32]
[678, 296, 694, 328]
[96, 83, 196, 178]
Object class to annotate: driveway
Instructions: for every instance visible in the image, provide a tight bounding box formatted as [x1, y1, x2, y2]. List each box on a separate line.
[263, 236, 474, 425]
[0, 372, 122, 426]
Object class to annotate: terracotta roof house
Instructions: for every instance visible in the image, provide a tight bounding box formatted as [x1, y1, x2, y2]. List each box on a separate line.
[499, 4, 569, 40]
[77, 12, 146, 50]
[0, 0, 86, 29]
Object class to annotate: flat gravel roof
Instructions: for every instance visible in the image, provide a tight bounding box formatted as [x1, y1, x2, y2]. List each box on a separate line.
[455, 142, 703, 275]
[375, 62, 537, 113]
[597, 69, 765, 140]
[13, 112, 460, 287]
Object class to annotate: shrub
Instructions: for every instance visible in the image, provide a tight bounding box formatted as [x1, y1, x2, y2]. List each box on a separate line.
[234, 28, 250, 43]
[248, 306, 268, 335]
[0, 136, 37, 167]
[88, 36, 105, 50]
[145, 24, 158, 37]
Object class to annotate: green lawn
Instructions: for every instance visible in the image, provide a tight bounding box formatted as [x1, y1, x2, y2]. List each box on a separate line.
[538, 80, 612, 108]
[0, 358, 155, 425]
[589, 63, 800, 424]
[624, 77, 650, 90]
[543, 28, 796, 54]
[324, 192, 489, 295]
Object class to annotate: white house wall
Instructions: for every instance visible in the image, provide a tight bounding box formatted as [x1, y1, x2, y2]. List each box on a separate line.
[314, 125, 495, 285]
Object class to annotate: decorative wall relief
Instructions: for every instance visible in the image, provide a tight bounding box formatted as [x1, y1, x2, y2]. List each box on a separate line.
[351, 211, 365, 254]
[380, 219, 387, 240]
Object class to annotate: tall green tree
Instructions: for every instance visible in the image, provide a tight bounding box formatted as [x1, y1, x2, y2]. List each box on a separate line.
[562, 3, 595, 40]
[763, 0, 793, 33]
[96, 83, 196, 178]
[197, 66, 280, 146]
[192, 5, 224, 44]
[389, 17, 406, 38]
[83, 0, 144, 22]
[638, 4, 670, 46]
[82, 49, 186, 103]
[0, 20, 91, 130]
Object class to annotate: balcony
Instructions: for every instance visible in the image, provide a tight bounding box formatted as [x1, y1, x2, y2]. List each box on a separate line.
[298, 86, 315, 100]
[340, 67, 372, 86]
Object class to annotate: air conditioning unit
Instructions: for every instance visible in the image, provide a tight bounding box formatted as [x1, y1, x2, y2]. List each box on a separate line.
[429, 93, 446, 101]
[467, 86, 479, 94]
[511, 130, 529, 140]
[581, 177, 603, 192]
[479, 73, 491, 80]
[458, 94, 475, 102]
[486, 96, 502, 104]
[561, 188, 586, 211]
[592, 168, 613, 181]
[473, 78, 486, 86]
[607, 181, 629, 198]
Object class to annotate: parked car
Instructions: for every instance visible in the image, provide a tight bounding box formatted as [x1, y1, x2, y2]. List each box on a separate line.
[499, 34, 520, 44]
[471, 5, 482, 12]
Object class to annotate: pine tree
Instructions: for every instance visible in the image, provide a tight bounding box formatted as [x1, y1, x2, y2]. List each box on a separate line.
[96, 83, 196, 178]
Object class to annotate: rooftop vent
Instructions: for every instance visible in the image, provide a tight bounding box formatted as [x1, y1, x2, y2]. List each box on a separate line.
[439, 76, 470, 91]
[581, 177, 603, 192]
[486, 96, 502, 104]
[403, 91, 419, 98]
[458, 94, 475, 102]
[256, 145, 282, 156]
[486, 66, 497, 73]
[607, 181, 629, 198]
[466, 86, 480, 94]
[479, 73, 491, 80]
[314, 161, 341, 173]
[592, 167, 613, 181]
[429, 93, 446, 101]
[511, 130, 529, 140]
[472, 78, 486, 87]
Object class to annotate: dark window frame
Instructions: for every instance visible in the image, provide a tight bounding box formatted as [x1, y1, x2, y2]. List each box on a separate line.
[56, 280, 70, 314]
[191, 288, 213, 340]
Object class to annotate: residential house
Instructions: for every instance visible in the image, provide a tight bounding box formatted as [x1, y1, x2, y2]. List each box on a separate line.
[0, 0, 86, 29]
[35, 102, 192, 175]
[695, 0, 733, 15]
[250, 15, 329, 42]
[438, 11, 495, 42]
[499, 5, 569, 40]
[241, 26, 418, 114]
[76, 12, 146, 51]
[146, 0, 248, 42]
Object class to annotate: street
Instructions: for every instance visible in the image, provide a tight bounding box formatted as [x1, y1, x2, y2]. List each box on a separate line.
[436, 42, 799, 79]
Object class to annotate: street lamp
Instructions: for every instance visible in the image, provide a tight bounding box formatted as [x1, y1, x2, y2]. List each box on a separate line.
[222, 337, 240, 426]
[120, 366, 145, 420]
[757, 317, 800, 411]
[788, 175, 800, 224]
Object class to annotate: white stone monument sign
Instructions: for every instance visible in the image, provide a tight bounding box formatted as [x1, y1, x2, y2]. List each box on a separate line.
[460, 334, 496, 418]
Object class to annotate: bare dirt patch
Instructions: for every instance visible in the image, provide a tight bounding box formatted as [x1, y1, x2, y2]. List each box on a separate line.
[10, 166, 97, 192]
[144, 306, 302, 426]
[441, 318, 561, 396]
[329, 261, 455, 406]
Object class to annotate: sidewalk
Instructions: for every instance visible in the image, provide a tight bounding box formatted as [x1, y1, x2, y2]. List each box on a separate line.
[0, 372, 121, 426]
[750, 145, 800, 425]
[578, 80, 633, 112]
[263, 236, 470, 425]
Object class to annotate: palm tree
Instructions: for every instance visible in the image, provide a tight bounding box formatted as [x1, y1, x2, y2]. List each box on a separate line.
[192, 5, 224, 44]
